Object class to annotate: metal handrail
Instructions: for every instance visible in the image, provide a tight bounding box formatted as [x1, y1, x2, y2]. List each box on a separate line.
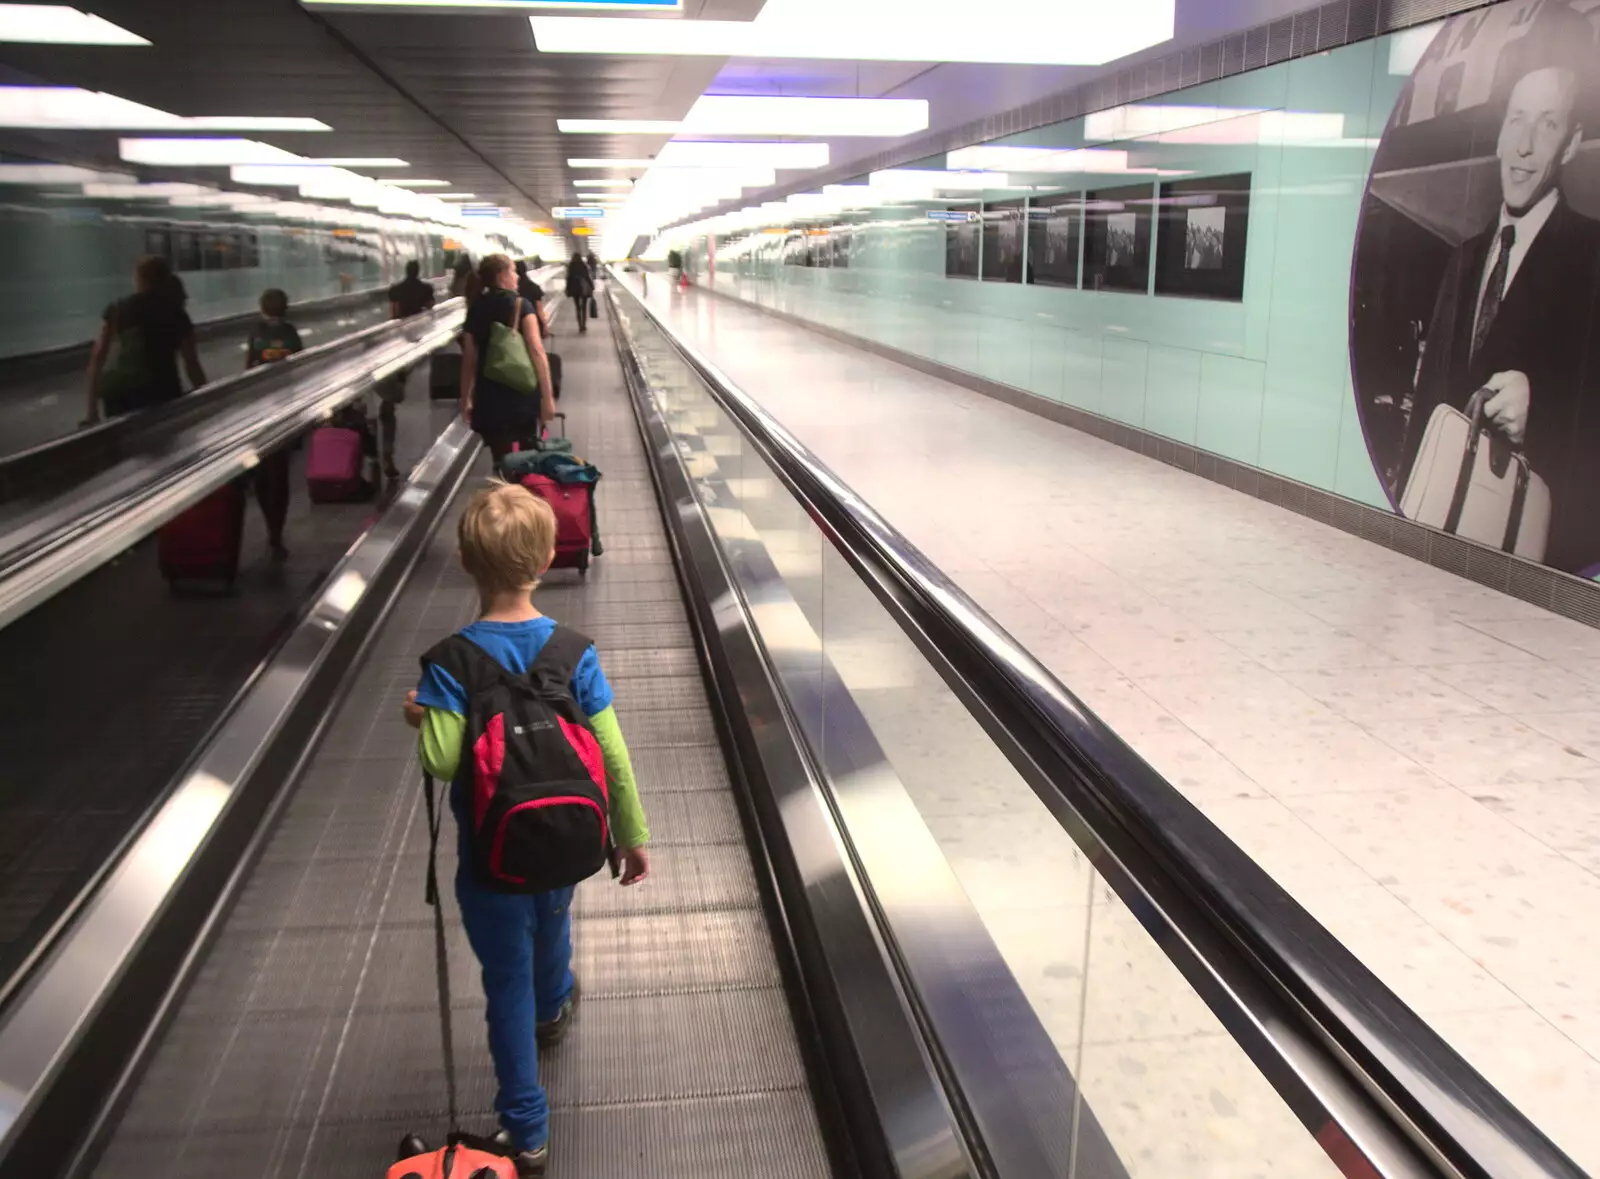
[0, 300, 466, 630]
[606, 272, 1585, 1179]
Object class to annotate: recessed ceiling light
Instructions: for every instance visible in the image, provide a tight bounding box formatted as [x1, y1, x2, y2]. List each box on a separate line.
[567, 158, 652, 168]
[0, 5, 149, 44]
[573, 178, 632, 187]
[305, 0, 679, 8]
[118, 138, 307, 166]
[947, 145, 1138, 173]
[0, 87, 329, 130]
[0, 163, 130, 185]
[530, 0, 1172, 65]
[655, 140, 828, 169]
[560, 96, 927, 139]
[299, 157, 410, 167]
[385, 178, 450, 187]
[558, 119, 679, 135]
[434, 193, 478, 199]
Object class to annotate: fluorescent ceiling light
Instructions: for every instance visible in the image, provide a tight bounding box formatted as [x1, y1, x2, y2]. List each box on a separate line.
[0, 163, 130, 185]
[81, 182, 215, 199]
[654, 140, 828, 169]
[574, 178, 632, 188]
[558, 119, 679, 135]
[306, 0, 680, 8]
[0, 5, 149, 44]
[561, 97, 927, 139]
[0, 87, 329, 130]
[299, 157, 410, 167]
[946, 145, 1137, 173]
[567, 158, 653, 168]
[435, 192, 478, 199]
[687, 96, 924, 137]
[870, 168, 1010, 192]
[532, 0, 1172, 66]
[1081, 103, 1371, 148]
[385, 178, 450, 187]
[118, 137, 307, 166]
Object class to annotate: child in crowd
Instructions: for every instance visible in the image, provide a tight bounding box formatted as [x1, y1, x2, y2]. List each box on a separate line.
[403, 481, 650, 1178]
[243, 288, 303, 560]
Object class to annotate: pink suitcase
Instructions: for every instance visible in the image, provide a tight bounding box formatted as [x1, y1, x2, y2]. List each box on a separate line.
[306, 426, 368, 503]
[158, 483, 246, 587]
[520, 474, 594, 574]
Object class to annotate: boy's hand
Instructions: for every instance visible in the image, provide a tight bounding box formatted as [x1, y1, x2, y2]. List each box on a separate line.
[402, 690, 424, 729]
[618, 847, 650, 886]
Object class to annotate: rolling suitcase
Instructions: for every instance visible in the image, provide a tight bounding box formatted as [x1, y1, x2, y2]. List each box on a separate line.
[1400, 388, 1551, 561]
[429, 350, 460, 401]
[546, 350, 562, 400]
[159, 482, 246, 587]
[306, 425, 369, 502]
[521, 474, 594, 574]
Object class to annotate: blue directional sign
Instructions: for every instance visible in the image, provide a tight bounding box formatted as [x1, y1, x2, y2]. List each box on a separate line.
[554, 206, 608, 219]
[926, 210, 978, 222]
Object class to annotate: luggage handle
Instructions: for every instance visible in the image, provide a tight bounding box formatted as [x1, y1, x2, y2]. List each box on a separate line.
[1444, 387, 1533, 553]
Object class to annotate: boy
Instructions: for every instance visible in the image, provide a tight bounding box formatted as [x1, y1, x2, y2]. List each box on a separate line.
[403, 482, 650, 1178]
[244, 288, 304, 560]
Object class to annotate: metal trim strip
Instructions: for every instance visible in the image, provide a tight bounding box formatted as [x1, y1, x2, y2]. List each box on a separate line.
[609, 274, 1583, 1179]
[0, 419, 481, 1179]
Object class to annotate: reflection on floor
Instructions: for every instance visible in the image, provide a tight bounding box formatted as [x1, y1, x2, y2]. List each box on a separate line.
[628, 277, 1600, 1176]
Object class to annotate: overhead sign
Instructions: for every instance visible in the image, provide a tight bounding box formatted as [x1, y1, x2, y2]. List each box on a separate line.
[926, 210, 978, 222]
[554, 206, 607, 220]
[304, 1, 680, 11]
[572, 226, 594, 236]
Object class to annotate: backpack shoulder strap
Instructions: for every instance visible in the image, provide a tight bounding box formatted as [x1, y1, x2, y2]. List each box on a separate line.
[420, 631, 503, 696]
[528, 624, 593, 693]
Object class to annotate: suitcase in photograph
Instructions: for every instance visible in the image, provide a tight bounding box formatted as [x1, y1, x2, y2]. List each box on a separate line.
[306, 425, 368, 502]
[1400, 390, 1550, 561]
[429, 350, 460, 401]
[519, 473, 594, 574]
[158, 483, 246, 587]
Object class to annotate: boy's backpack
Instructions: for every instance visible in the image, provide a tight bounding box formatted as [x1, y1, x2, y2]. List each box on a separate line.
[421, 626, 612, 894]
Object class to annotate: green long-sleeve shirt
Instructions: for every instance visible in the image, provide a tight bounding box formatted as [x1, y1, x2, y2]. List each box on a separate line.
[418, 703, 649, 849]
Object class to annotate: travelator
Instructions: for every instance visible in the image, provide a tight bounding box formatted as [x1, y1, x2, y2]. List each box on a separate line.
[0, 269, 1578, 1179]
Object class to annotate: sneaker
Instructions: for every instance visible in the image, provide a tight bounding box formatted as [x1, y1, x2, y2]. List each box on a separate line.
[490, 1130, 549, 1178]
[269, 540, 289, 563]
[536, 978, 579, 1048]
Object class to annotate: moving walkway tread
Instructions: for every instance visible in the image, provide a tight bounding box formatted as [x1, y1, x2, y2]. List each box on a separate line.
[87, 323, 836, 1179]
[0, 372, 456, 991]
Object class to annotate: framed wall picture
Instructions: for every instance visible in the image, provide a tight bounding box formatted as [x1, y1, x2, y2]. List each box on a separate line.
[1083, 183, 1153, 293]
[981, 198, 1024, 283]
[1153, 173, 1251, 301]
[1026, 191, 1082, 288]
[944, 205, 980, 279]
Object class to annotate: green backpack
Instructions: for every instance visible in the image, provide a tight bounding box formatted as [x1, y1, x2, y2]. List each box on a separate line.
[482, 293, 538, 395]
[98, 315, 153, 414]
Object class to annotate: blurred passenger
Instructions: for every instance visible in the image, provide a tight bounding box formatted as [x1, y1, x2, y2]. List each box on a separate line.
[378, 260, 438, 479]
[450, 254, 474, 299]
[403, 482, 650, 1177]
[84, 255, 206, 425]
[460, 254, 555, 463]
[564, 254, 594, 334]
[515, 260, 550, 340]
[242, 288, 303, 561]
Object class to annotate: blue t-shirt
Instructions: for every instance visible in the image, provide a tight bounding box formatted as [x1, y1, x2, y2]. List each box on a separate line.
[414, 617, 613, 718]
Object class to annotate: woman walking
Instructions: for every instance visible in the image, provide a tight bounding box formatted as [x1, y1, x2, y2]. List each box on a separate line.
[564, 253, 594, 334]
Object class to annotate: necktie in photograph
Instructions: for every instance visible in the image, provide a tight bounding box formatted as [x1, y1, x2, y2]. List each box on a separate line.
[1472, 223, 1516, 360]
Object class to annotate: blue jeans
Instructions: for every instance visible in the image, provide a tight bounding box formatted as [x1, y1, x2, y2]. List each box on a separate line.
[455, 861, 576, 1151]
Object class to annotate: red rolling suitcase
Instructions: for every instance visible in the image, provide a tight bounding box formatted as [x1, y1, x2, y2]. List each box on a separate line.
[158, 483, 246, 587]
[521, 474, 594, 574]
[306, 425, 368, 502]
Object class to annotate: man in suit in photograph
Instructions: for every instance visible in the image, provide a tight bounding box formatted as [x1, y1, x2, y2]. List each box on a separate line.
[1402, 23, 1600, 573]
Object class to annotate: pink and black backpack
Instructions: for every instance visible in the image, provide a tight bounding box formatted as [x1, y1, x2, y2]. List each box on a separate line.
[421, 627, 612, 895]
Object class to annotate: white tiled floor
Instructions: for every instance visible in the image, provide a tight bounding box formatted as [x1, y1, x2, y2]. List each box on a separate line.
[621, 278, 1600, 1175]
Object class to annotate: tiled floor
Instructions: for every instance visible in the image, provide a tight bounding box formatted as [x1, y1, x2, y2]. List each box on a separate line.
[621, 277, 1600, 1175]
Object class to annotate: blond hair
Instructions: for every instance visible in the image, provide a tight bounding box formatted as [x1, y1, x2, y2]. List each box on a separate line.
[458, 480, 556, 595]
